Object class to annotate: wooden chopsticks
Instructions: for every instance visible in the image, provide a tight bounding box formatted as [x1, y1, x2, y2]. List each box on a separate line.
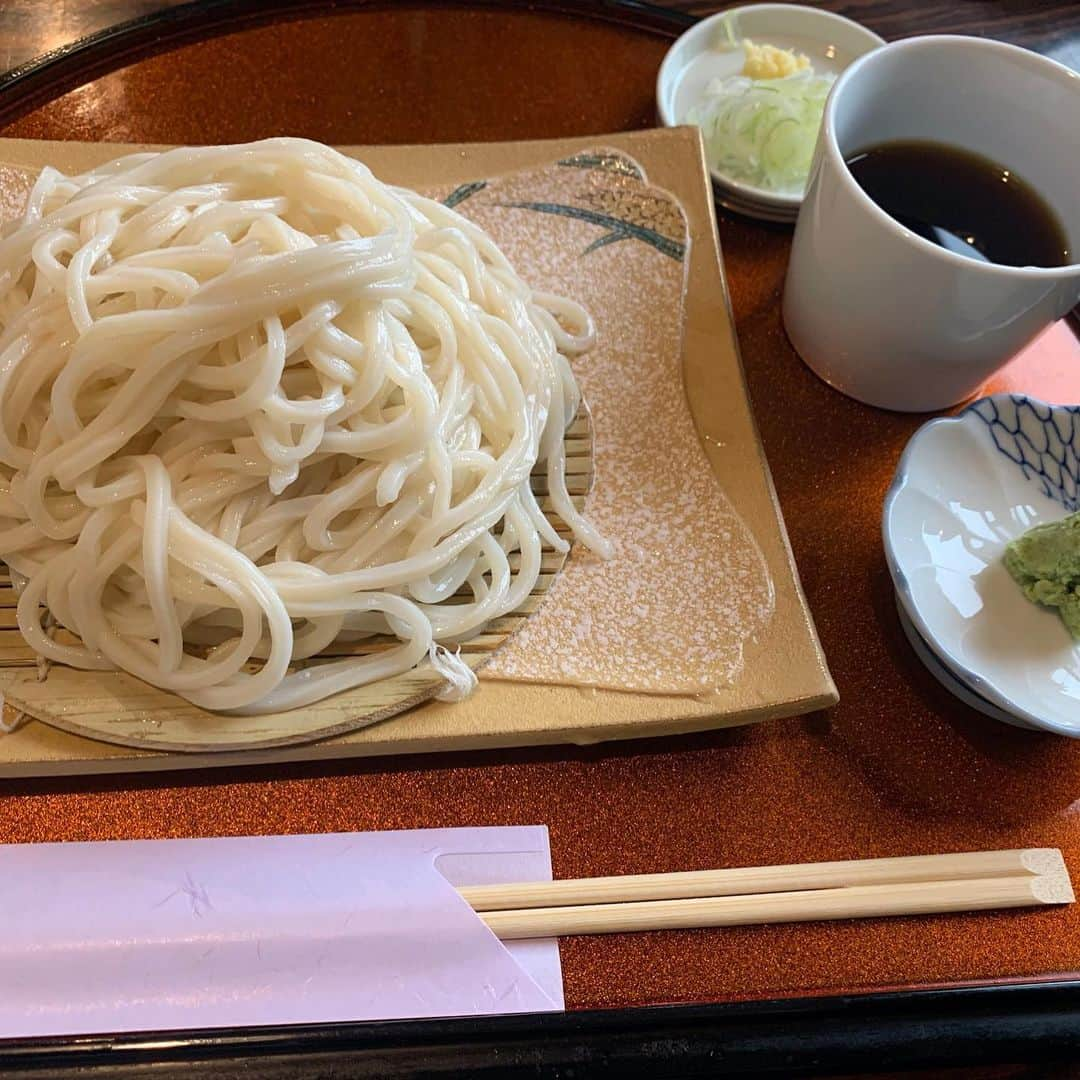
[458, 849, 1073, 941]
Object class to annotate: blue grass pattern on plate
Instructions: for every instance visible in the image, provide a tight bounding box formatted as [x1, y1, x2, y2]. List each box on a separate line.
[501, 200, 685, 261]
[967, 395, 1080, 511]
[442, 180, 488, 208]
[556, 152, 645, 180]
[440, 150, 684, 260]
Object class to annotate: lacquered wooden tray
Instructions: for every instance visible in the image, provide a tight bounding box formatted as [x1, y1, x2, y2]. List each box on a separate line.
[1, 1, 1080, 1075]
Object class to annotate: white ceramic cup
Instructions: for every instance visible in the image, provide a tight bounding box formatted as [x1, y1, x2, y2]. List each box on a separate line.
[782, 35, 1080, 412]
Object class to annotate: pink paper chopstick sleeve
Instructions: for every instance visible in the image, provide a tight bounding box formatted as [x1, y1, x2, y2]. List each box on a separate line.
[0, 826, 562, 1038]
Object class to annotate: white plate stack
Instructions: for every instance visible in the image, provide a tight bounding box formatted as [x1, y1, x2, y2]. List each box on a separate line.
[656, 3, 883, 223]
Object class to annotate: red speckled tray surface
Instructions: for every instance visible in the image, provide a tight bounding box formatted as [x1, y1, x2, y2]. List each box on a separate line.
[1, 2, 1080, 1011]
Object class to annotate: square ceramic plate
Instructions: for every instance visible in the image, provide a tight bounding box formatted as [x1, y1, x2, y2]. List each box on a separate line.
[0, 127, 835, 775]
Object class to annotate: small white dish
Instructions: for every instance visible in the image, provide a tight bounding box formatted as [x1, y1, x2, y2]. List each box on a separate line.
[893, 591, 1037, 730]
[656, 3, 883, 222]
[713, 184, 798, 224]
[884, 393, 1080, 736]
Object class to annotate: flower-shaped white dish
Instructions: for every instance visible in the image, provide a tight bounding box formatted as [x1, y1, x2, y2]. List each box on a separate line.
[893, 592, 1034, 730]
[884, 394, 1080, 736]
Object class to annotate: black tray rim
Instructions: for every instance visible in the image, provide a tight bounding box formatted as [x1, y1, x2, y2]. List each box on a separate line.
[4, 980, 1080, 1077]
[1, 0, 1079, 1074]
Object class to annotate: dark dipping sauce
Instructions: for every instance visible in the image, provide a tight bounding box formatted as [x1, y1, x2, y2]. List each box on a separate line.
[845, 139, 1071, 268]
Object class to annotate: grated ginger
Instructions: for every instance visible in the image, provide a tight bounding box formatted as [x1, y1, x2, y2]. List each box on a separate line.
[741, 38, 811, 79]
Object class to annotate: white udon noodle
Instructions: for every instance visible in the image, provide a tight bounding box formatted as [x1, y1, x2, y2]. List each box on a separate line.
[0, 138, 609, 714]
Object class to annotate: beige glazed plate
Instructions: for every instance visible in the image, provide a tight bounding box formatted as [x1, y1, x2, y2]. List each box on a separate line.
[0, 128, 835, 775]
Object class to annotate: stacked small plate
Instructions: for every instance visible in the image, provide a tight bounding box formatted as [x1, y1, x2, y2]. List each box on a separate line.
[656, 4, 883, 223]
[883, 393, 1080, 736]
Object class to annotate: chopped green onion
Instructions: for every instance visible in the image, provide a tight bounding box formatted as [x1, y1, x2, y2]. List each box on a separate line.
[687, 70, 835, 193]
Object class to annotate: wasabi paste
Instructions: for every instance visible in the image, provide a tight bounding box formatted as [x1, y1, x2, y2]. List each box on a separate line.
[1003, 510, 1080, 639]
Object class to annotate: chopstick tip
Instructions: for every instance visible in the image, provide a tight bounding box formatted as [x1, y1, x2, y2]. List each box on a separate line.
[1020, 848, 1069, 880]
[1031, 871, 1075, 906]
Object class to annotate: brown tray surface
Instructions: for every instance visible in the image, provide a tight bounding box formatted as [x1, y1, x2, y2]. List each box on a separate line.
[2, 2, 1080, 1010]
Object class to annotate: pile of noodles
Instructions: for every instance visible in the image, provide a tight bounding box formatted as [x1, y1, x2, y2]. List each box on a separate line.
[0, 138, 607, 714]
